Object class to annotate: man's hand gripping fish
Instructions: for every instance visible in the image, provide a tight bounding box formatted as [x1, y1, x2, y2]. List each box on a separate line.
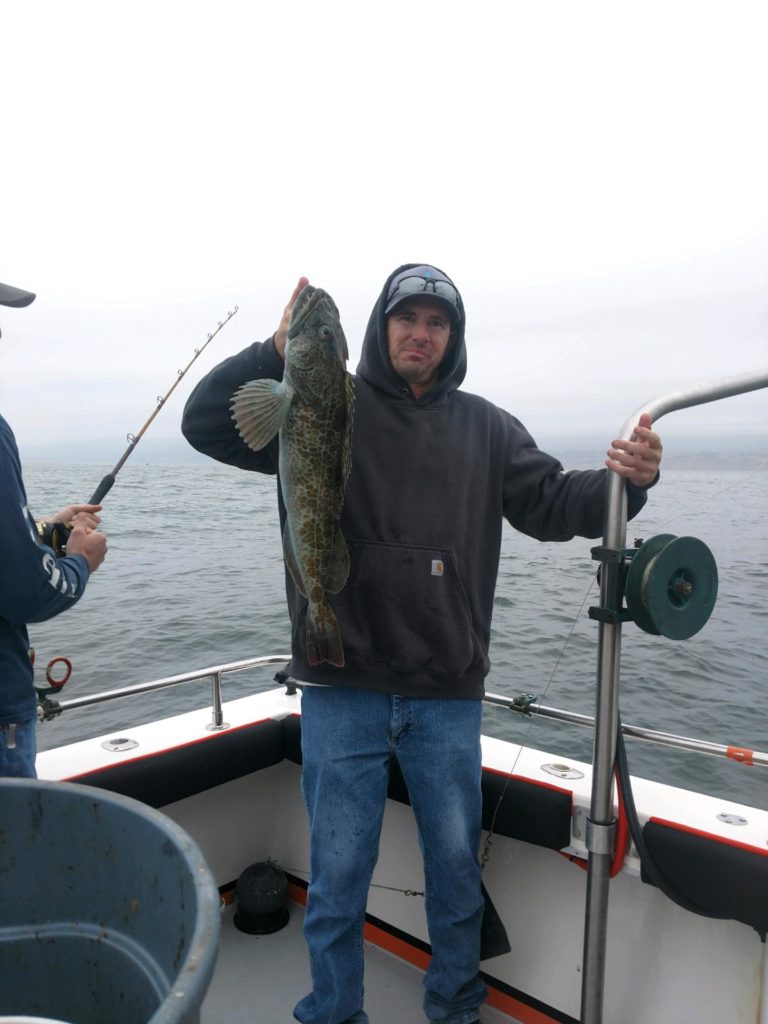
[231, 286, 354, 666]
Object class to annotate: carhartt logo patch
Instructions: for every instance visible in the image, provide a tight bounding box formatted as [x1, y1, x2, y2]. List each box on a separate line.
[431, 560, 444, 577]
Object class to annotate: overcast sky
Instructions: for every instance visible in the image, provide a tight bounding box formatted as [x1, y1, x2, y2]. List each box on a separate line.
[1, 1, 766, 461]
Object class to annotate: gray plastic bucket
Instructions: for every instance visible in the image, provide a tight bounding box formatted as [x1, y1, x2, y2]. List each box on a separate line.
[0, 778, 220, 1024]
[0, 1018, 74, 1023]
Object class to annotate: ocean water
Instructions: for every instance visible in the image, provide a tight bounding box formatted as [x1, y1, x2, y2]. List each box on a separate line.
[23, 460, 768, 811]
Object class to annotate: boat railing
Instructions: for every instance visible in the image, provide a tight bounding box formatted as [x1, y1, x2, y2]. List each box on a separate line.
[482, 690, 768, 768]
[37, 652, 768, 769]
[37, 654, 292, 732]
[581, 365, 768, 1024]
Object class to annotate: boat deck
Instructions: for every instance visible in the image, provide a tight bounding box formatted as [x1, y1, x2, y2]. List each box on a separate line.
[33, 683, 768, 1024]
[203, 901, 512, 1024]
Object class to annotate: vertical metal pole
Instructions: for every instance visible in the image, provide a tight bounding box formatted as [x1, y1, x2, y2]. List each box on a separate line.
[578, 367, 768, 1023]
[580, 475, 626, 1024]
[206, 671, 229, 732]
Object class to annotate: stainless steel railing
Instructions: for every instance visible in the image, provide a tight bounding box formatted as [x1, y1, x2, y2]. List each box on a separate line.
[39, 653, 768, 768]
[38, 654, 292, 732]
[581, 365, 768, 1024]
[483, 690, 768, 768]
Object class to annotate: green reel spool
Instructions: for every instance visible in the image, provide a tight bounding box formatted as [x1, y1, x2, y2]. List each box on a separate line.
[625, 534, 718, 640]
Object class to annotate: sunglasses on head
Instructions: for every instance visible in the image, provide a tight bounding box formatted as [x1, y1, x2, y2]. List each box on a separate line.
[387, 275, 460, 311]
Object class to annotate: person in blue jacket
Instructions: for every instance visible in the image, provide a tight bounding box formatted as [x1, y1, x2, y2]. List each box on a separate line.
[0, 279, 108, 778]
[182, 264, 663, 1024]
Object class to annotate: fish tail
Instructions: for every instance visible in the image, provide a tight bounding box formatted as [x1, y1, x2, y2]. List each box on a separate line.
[306, 600, 345, 668]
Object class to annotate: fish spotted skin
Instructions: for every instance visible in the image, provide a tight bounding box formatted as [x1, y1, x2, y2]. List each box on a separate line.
[231, 285, 354, 667]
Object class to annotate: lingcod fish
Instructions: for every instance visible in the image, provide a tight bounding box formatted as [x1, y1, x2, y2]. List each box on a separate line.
[231, 285, 354, 667]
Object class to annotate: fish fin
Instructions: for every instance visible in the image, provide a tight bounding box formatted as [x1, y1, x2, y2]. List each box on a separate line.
[324, 527, 349, 595]
[306, 600, 345, 667]
[231, 379, 293, 451]
[282, 526, 307, 597]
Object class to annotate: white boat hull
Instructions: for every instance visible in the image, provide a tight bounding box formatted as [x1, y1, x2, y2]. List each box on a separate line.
[35, 686, 768, 1024]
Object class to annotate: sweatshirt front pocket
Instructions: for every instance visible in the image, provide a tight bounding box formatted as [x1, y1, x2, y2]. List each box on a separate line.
[331, 540, 483, 678]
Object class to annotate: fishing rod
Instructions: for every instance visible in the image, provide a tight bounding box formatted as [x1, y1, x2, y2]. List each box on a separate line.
[39, 306, 238, 554]
[88, 305, 239, 503]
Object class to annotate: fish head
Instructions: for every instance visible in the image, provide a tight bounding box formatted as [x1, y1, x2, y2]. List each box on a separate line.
[287, 285, 349, 368]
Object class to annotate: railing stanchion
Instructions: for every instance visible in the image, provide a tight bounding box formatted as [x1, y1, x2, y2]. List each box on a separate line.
[207, 670, 229, 732]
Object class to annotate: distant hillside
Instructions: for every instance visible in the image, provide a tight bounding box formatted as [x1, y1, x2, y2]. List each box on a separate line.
[554, 450, 768, 471]
[22, 437, 211, 466]
[21, 434, 768, 471]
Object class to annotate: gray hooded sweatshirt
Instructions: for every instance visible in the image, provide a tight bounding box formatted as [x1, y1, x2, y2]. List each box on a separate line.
[182, 264, 650, 698]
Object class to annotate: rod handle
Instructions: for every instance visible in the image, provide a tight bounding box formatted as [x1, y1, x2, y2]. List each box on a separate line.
[89, 474, 116, 504]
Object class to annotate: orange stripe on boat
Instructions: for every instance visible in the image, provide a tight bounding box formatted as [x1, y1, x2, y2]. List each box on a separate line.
[288, 881, 567, 1024]
[63, 716, 279, 780]
[649, 816, 768, 857]
[483, 765, 573, 797]
[484, 987, 567, 1024]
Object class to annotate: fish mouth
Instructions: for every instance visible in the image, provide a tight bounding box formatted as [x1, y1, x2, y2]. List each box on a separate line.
[288, 284, 332, 338]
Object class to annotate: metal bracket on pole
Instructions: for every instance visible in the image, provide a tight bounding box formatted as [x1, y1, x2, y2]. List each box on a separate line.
[588, 545, 635, 626]
[586, 819, 617, 857]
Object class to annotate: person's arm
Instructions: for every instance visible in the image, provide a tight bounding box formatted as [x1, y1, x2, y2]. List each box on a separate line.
[0, 448, 103, 625]
[501, 414, 662, 542]
[181, 335, 285, 471]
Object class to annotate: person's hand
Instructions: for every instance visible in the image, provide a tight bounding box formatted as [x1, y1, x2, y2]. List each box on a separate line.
[65, 523, 108, 574]
[48, 503, 102, 528]
[605, 413, 662, 487]
[274, 277, 309, 360]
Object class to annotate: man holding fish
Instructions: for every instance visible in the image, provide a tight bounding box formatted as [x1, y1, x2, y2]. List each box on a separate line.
[182, 264, 662, 1024]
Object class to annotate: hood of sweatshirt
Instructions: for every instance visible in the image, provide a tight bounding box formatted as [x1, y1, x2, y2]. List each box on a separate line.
[355, 263, 467, 404]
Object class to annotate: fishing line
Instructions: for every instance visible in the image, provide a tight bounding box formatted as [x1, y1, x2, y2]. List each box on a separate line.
[641, 460, 768, 537]
[488, 458, 766, 778]
[280, 866, 424, 899]
[89, 306, 239, 504]
[40, 307, 239, 558]
[484, 462, 766, 869]
[481, 570, 599, 863]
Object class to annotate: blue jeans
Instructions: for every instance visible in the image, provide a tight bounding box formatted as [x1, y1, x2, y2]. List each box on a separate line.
[293, 687, 486, 1024]
[0, 718, 37, 778]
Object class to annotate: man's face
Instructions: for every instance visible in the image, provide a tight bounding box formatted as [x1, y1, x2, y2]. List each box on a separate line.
[386, 297, 453, 398]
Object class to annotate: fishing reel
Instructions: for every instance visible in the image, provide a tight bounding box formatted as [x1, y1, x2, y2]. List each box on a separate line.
[36, 519, 71, 557]
[590, 534, 718, 640]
